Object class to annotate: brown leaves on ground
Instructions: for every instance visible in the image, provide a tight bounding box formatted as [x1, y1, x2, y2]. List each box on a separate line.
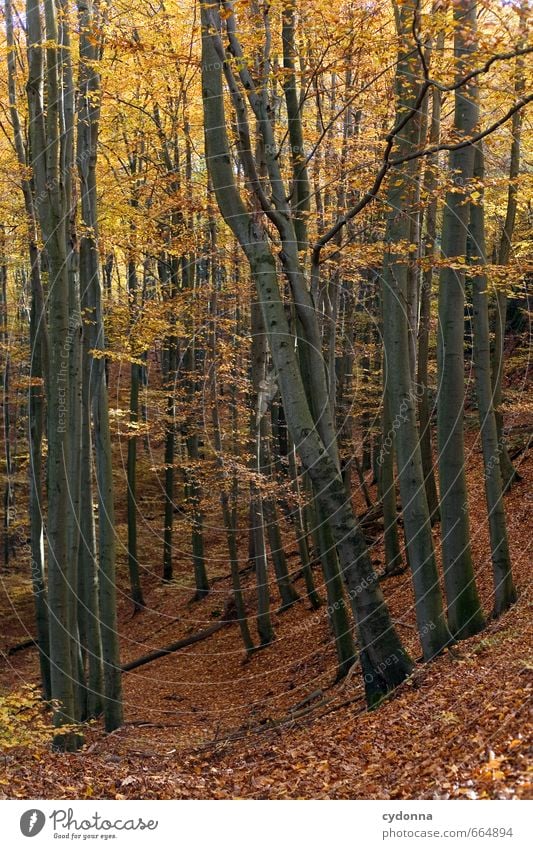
[0, 432, 531, 800]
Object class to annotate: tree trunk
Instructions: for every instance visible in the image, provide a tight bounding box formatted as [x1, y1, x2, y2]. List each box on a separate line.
[379, 395, 404, 577]
[159, 253, 176, 583]
[492, 2, 527, 490]
[126, 259, 145, 611]
[5, 0, 51, 697]
[437, 0, 485, 639]
[39, 0, 78, 746]
[28, 249, 51, 700]
[417, 67, 444, 524]
[201, 3, 413, 703]
[77, 0, 123, 730]
[59, 0, 85, 719]
[250, 301, 275, 644]
[469, 145, 517, 617]
[287, 440, 321, 610]
[182, 261, 209, 600]
[381, 2, 452, 657]
[77, 345, 103, 720]
[0, 239, 13, 567]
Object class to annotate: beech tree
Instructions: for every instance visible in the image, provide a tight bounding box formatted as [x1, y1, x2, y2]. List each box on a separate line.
[200, 0, 413, 703]
[437, 0, 485, 639]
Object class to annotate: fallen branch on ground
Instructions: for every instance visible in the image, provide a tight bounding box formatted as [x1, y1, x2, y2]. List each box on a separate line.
[6, 638, 36, 656]
[121, 598, 237, 673]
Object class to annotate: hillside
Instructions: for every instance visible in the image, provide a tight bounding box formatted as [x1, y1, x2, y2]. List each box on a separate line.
[1, 428, 531, 800]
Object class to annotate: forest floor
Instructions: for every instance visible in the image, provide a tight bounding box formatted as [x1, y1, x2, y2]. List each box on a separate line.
[1, 404, 531, 799]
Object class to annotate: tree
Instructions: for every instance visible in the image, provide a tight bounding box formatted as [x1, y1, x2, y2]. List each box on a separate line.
[200, 0, 413, 703]
[4, 0, 51, 699]
[491, 0, 528, 491]
[27, 0, 80, 746]
[77, 0, 123, 728]
[380, 0, 451, 658]
[437, 0, 485, 639]
[469, 144, 517, 617]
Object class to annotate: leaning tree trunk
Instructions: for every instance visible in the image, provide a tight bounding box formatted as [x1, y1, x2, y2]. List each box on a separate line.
[281, 47, 356, 666]
[437, 0, 485, 639]
[201, 1, 412, 704]
[295, 313, 356, 674]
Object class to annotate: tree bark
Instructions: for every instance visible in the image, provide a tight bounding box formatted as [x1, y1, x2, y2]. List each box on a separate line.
[437, 0, 485, 639]
[417, 61, 444, 525]
[126, 258, 145, 611]
[77, 0, 123, 729]
[382, 1, 452, 657]
[5, 0, 51, 698]
[492, 2, 527, 490]
[31, 0, 78, 746]
[469, 145, 517, 616]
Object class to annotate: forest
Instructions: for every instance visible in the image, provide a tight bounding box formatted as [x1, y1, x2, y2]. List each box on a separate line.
[0, 0, 531, 801]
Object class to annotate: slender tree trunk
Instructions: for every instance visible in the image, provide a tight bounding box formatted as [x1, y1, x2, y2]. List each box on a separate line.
[281, 0, 310, 253]
[360, 289, 373, 473]
[28, 0, 80, 747]
[126, 259, 144, 611]
[254, 331, 298, 610]
[77, 345, 103, 720]
[287, 440, 321, 609]
[209, 278, 254, 653]
[163, 347, 176, 584]
[159, 253, 176, 583]
[492, 2, 527, 490]
[28, 249, 51, 700]
[381, 2, 451, 657]
[59, 0, 85, 719]
[77, 0, 123, 730]
[417, 64, 444, 524]
[469, 145, 517, 616]
[250, 301, 275, 644]
[379, 395, 404, 577]
[5, 0, 51, 696]
[437, 0, 485, 639]
[181, 257, 209, 599]
[264, 494, 299, 611]
[0, 238, 13, 567]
